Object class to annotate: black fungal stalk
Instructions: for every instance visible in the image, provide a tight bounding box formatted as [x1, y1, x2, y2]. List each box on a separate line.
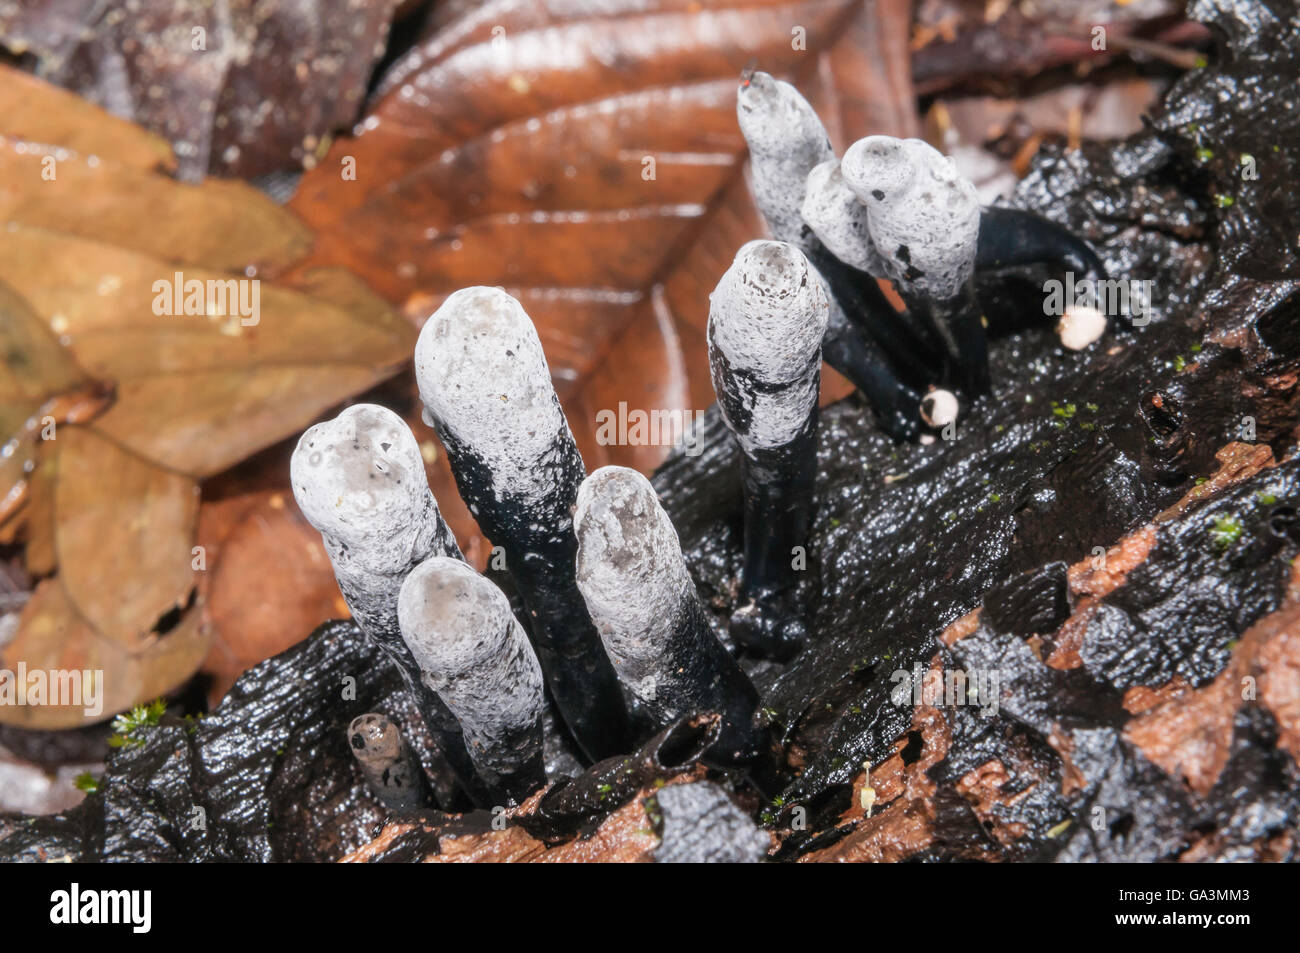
[348, 713, 428, 811]
[708, 240, 828, 660]
[291, 403, 491, 807]
[573, 466, 766, 765]
[414, 287, 632, 763]
[397, 556, 547, 805]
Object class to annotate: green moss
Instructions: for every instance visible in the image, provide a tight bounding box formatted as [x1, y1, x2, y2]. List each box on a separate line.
[1215, 194, 1235, 208]
[108, 698, 167, 749]
[73, 772, 99, 794]
[1210, 514, 1244, 549]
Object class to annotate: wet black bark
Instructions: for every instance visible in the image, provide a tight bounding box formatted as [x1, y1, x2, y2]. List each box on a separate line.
[3, 0, 1298, 863]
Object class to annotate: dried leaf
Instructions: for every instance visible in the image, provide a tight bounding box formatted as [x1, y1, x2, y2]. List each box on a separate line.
[0, 576, 209, 730]
[0, 278, 107, 527]
[0, 225, 413, 477]
[196, 490, 346, 702]
[0, 63, 174, 172]
[0, 70, 415, 721]
[0, 0, 401, 180]
[53, 426, 200, 649]
[0, 139, 311, 272]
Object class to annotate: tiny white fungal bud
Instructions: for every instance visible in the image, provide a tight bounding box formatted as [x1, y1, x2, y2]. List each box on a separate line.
[348, 713, 426, 811]
[920, 389, 959, 428]
[1057, 305, 1108, 351]
[841, 136, 981, 300]
[397, 557, 545, 799]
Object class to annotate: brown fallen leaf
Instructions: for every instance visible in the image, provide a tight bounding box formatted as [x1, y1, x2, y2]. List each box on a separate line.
[196, 489, 347, 703]
[0, 64, 174, 172]
[53, 426, 200, 650]
[0, 137, 312, 273]
[0, 576, 209, 731]
[0, 226, 412, 478]
[0, 0, 402, 180]
[0, 278, 110, 529]
[0, 71, 414, 727]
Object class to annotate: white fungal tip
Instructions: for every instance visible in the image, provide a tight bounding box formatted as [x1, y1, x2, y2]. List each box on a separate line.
[801, 158, 882, 274]
[574, 466, 691, 662]
[736, 70, 827, 159]
[840, 136, 981, 298]
[1057, 305, 1108, 351]
[290, 403, 428, 548]
[349, 713, 403, 767]
[399, 557, 518, 677]
[840, 136, 922, 205]
[397, 556, 544, 732]
[709, 240, 829, 380]
[920, 389, 959, 428]
[414, 286, 566, 497]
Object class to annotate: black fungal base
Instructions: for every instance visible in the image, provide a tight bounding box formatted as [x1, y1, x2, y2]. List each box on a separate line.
[2, 0, 1299, 863]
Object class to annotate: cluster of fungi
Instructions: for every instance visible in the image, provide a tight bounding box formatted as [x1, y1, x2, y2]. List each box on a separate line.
[291, 71, 1112, 812]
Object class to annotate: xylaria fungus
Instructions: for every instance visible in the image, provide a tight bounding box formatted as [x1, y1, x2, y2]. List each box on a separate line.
[1056, 305, 1109, 351]
[739, 70, 1114, 430]
[840, 135, 987, 396]
[708, 240, 829, 660]
[287, 67, 1120, 812]
[291, 404, 491, 806]
[348, 713, 427, 811]
[573, 466, 765, 766]
[739, 69, 926, 440]
[920, 388, 960, 430]
[414, 286, 632, 764]
[397, 556, 547, 805]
